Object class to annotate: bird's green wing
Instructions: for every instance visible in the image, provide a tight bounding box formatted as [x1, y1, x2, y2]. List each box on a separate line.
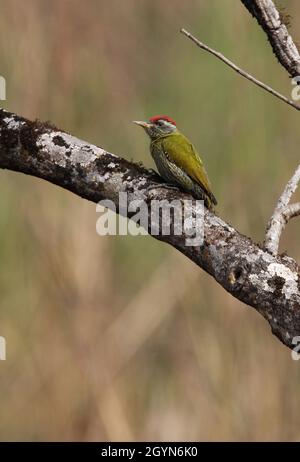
[160, 132, 217, 205]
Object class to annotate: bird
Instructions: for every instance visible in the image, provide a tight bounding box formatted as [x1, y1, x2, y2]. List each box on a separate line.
[133, 115, 217, 210]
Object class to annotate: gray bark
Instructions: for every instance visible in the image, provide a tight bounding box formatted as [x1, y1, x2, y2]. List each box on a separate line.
[0, 0, 299, 350]
[0, 108, 300, 350]
[241, 0, 300, 77]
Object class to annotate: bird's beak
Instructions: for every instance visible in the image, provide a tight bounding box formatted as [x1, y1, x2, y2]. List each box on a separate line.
[132, 120, 151, 129]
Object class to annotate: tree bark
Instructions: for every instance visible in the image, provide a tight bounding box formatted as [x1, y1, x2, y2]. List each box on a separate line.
[241, 0, 300, 77]
[0, 108, 300, 350]
[1, 0, 300, 350]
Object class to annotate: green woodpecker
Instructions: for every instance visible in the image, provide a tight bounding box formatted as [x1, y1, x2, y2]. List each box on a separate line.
[133, 115, 217, 210]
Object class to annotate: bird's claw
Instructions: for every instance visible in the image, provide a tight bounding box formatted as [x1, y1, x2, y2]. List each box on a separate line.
[145, 182, 180, 194]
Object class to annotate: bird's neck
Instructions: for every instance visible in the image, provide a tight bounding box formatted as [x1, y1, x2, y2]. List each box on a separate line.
[150, 129, 178, 143]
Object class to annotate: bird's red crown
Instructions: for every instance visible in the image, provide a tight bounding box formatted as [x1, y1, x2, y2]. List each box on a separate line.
[149, 115, 176, 126]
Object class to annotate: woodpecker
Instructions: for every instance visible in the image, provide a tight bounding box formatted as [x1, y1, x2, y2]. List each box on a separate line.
[133, 115, 217, 210]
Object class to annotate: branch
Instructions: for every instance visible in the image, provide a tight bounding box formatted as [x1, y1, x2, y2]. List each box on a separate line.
[264, 165, 300, 254]
[1, 108, 300, 350]
[180, 28, 300, 111]
[241, 0, 300, 77]
[238, 1, 300, 255]
[182, 2, 300, 255]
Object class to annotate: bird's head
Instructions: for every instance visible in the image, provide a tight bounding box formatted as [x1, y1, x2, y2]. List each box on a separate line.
[133, 115, 177, 140]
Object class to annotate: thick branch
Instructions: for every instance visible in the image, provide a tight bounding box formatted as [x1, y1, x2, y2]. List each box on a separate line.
[0, 108, 300, 350]
[241, 0, 300, 77]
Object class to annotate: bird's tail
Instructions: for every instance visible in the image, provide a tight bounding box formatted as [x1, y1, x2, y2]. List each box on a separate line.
[193, 183, 217, 212]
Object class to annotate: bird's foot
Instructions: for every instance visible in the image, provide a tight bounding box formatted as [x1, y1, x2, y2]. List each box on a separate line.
[145, 182, 180, 194]
[146, 168, 162, 182]
[159, 183, 180, 192]
[148, 168, 158, 175]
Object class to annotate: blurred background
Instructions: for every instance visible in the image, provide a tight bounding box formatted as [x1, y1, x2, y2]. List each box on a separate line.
[0, 0, 300, 442]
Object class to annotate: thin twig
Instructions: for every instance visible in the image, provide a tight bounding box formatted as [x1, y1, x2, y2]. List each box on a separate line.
[273, 165, 300, 211]
[264, 165, 300, 255]
[180, 28, 300, 112]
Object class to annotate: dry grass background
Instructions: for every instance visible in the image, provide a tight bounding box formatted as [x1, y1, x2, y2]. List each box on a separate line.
[1, 0, 300, 441]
